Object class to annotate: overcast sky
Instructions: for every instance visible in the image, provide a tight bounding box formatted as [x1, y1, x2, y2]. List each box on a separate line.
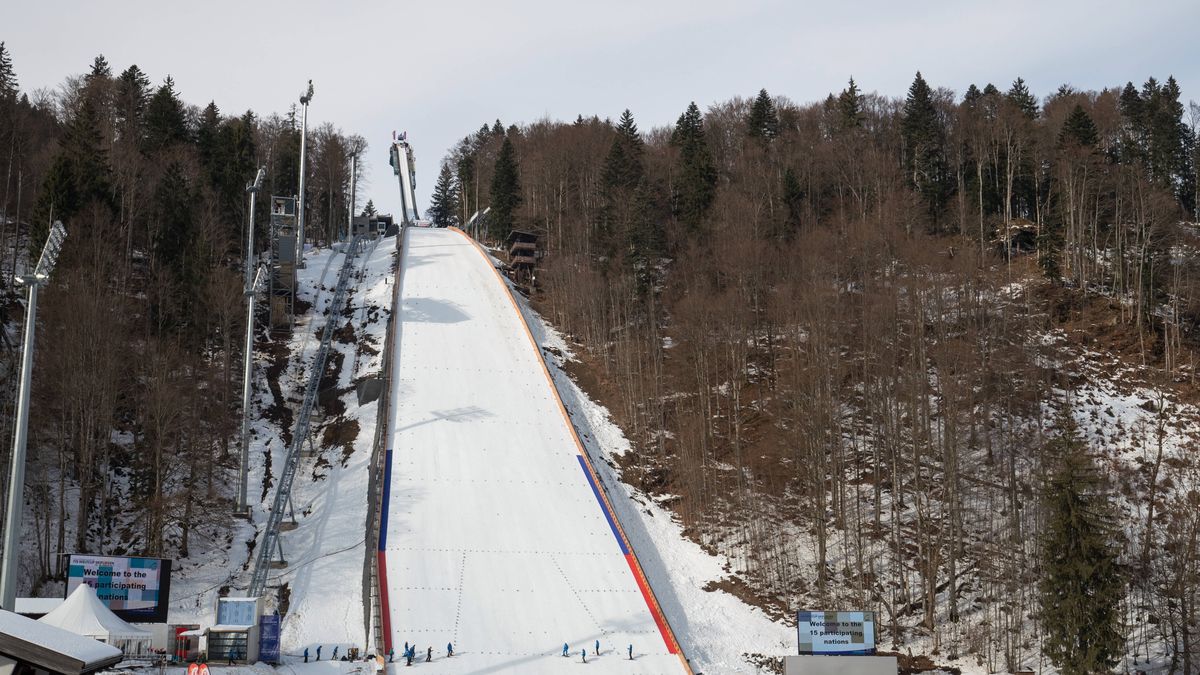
[6, 0, 1199, 218]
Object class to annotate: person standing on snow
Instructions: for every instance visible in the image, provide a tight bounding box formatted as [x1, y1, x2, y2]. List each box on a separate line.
[387, 647, 394, 663]
[562, 643, 569, 657]
[627, 644, 633, 660]
[316, 645, 322, 661]
[426, 647, 432, 662]
[447, 642, 454, 657]
[304, 647, 309, 663]
[581, 648, 586, 663]
[595, 640, 600, 656]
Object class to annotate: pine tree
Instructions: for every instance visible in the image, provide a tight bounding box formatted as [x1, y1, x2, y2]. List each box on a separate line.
[488, 136, 522, 241]
[1039, 408, 1126, 675]
[963, 84, 983, 108]
[612, 109, 645, 185]
[87, 54, 111, 81]
[144, 76, 189, 153]
[196, 101, 221, 181]
[1006, 77, 1039, 119]
[114, 65, 151, 144]
[747, 88, 779, 141]
[0, 42, 18, 99]
[773, 167, 804, 242]
[670, 102, 717, 235]
[33, 96, 112, 241]
[361, 200, 377, 218]
[1059, 104, 1098, 148]
[837, 77, 865, 130]
[428, 163, 460, 227]
[901, 72, 949, 221]
[595, 110, 647, 259]
[151, 161, 199, 331]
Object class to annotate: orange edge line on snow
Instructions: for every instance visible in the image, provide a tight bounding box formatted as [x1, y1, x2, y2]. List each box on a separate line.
[448, 226, 692, 674]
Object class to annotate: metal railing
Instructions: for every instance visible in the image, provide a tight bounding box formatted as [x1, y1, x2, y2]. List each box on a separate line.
[249, 236, 365, 598]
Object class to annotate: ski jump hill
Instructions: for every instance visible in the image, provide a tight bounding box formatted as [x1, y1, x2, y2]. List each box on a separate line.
[379, 226, 690, 673]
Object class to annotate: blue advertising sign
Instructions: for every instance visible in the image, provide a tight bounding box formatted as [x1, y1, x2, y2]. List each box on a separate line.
[259, 614, 281, 663]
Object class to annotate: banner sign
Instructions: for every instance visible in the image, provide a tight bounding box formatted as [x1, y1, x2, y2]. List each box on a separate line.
[66, 554, 172, 623]
[259, 614, 281, 662]
[797, 610, 876, 656]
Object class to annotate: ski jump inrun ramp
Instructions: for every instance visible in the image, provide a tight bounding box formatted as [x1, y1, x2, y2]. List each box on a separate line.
[379, 227, 689, 673]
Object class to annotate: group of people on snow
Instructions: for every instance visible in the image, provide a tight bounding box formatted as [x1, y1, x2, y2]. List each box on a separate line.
[561, 640, 636, 662]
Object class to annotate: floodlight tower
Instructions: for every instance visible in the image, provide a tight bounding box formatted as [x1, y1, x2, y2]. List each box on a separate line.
[1, 221, 67, 611]
[296, 80, 313, 268]
[237, 168, 266, 514]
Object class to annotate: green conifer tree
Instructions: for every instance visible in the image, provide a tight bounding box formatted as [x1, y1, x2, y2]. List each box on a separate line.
[747, 88, 779, 141]
[488, 136, 522, 241]
[33, 97, 112, 244]
[1006, 77, 1039, 119]
[151, 161, 199, 331]
[0, 42, 18, 99]
[114, 65, 151, 144]
[775, 167, 804, 242]
[837, 77, 864, 130]
[1059, 104, 1099, 148]
[901, 72, 950, 222]
[361, 200, 377, 218]
[1039, 408, 1126, 674]
[670, 102, 717, 235]
[144, 76, 189, 153]
[428, 163, 460, 227]
[87, 54, 111, 81]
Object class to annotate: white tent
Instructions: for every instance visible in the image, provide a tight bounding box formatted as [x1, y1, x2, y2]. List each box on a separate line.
[36, 585, 153, 656]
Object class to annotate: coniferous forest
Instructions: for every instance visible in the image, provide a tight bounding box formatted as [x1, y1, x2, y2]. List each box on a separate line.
[439, 74, 1200, 671]
[0, 46, 364, 581]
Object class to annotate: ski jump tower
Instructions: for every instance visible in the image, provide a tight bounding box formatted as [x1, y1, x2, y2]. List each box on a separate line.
[389, 132, 419, 226]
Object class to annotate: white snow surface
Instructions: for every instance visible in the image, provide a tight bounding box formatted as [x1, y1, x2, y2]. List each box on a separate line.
[381, 228, 687, 674]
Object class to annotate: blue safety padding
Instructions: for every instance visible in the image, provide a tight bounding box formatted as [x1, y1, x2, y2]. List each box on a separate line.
[575, 455, 628, 555]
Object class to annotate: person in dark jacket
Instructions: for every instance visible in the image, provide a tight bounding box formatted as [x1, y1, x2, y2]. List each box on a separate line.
[447, 642, 454, 657]
[316, 645, 322, 661]
[426, 647, 432, 662]
[304, 647, 309, 663]
[562, 643, 569, 657]
[581, 648, 586, 663]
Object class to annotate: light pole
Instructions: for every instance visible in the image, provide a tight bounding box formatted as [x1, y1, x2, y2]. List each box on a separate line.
[1, 221, 66, 611]
[347, 153, 357, 242]
[237, 168, 265, 514]
[296, 80, 313, 268]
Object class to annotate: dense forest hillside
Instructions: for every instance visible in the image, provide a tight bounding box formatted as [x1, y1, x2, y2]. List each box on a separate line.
[0, 44, 364, 591]
[433, 75, 1200, 671]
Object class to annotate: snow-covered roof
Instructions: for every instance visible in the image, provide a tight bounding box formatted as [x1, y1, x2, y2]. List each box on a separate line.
[0, 609, 122, 674]
[209, 624, 253, 632]
[14, 597, 64, 616]
[37, 584, 152, 641]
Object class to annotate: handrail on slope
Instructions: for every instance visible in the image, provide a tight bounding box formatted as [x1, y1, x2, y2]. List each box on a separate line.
[249, 236, 365, 599]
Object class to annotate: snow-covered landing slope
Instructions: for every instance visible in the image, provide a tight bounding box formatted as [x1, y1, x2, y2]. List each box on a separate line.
[381, 228, 687, 674]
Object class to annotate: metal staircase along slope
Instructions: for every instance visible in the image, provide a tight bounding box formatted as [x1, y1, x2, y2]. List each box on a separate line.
[249, 236, 365, 599]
